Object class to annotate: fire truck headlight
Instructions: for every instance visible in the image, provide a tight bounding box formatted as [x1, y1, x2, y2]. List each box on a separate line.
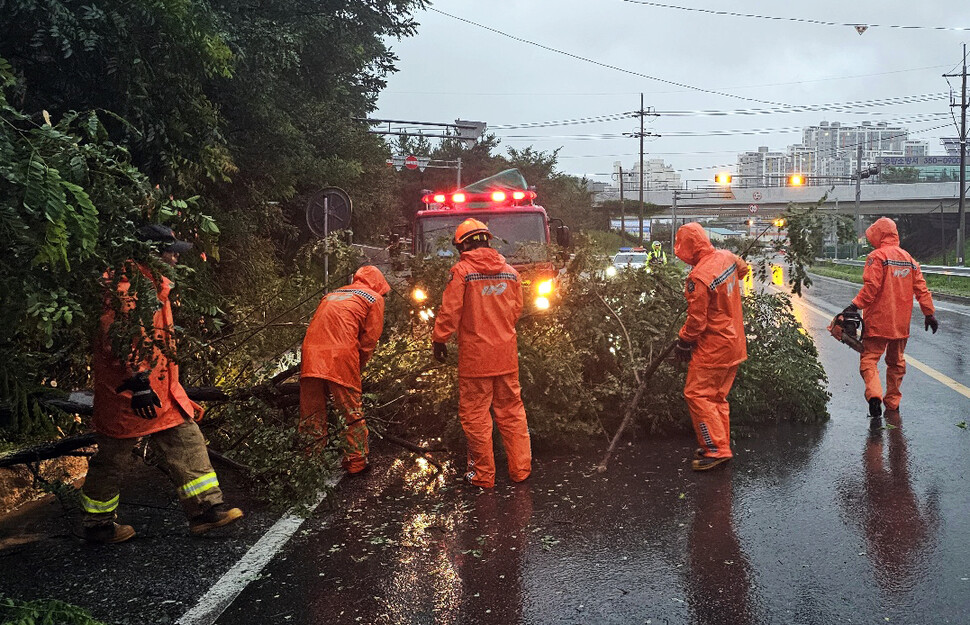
[412, 287, 428, 302]
[605, 266, 617, 278]
[535, 297, 551, 310]
[537, 279, 553, 296]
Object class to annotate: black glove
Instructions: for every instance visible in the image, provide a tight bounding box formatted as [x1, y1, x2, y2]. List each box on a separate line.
[673, 339, 694, 364]
[925, 314, 939, 334]
[116, 372, 161, 419]
[432, 342, 448, 363]
[842, 303, 859, 315]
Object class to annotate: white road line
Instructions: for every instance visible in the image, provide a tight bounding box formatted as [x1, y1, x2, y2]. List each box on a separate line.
[176, 476, 341, 625]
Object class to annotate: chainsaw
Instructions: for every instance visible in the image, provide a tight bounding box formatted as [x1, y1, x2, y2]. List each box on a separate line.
[828, 310, 864, 353]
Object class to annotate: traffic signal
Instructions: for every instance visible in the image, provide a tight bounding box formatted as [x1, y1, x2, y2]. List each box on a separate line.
[773, 218, 787, 228]
[852, 165, 880, 181]
[714, 172, 733, 185]
[787, 174, 806, 186]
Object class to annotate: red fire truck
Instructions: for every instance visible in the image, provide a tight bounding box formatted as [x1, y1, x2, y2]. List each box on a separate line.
[409, 169, 570, 312]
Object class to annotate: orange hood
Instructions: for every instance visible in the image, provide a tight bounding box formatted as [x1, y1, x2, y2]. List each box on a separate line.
[352, 265, 390, 295]
[865, 217, 900, 248]
[675, 222, 716, 266]
[459, 246, 509, 273]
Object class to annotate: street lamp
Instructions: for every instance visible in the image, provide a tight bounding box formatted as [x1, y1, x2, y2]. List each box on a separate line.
[787, 173, 806, 186]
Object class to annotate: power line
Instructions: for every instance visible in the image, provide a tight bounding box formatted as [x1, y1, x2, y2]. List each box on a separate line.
[496, 114, 952, 140]
[669, 123, 954, 174]
[493, 95, 950, 131]
[428, 7, 791, 107]
[621, 1, 970, 31]
[383, 65, 951, 98]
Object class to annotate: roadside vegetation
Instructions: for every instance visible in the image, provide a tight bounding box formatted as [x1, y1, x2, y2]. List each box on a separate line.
[2, 0, 834, 515]
[811, 261, 970, 299]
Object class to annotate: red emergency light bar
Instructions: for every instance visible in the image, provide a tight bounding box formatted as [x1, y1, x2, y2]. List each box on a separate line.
[421, 190, 537, 207]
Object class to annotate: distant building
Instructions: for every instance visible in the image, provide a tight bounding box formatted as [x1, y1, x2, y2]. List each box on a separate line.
[704, 227, 746, 242]
[611, 159, 682, 192]
[737, 146, 787, 187]
[735, 121, 931, 184]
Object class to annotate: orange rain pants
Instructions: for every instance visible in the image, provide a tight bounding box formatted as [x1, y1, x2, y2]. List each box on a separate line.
[861, 338, 907, 411]
[458, 373, 531, 488]
[684, 364, 739, 459]
[299, 377, 369, 473]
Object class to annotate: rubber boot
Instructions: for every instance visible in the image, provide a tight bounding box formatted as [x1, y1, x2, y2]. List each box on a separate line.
[868, 397, 883, 430]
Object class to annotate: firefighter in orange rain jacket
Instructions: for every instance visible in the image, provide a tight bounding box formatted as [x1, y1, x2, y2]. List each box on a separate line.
[842, 217, 937, 420]
[300, 266, 390, 474]
[432, 218, 531, 488]
[84, 225, 243, 544]
[674, 222, 749, 472]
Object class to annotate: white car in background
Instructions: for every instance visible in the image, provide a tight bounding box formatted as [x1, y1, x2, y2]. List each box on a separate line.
[606, 248, 648, 277]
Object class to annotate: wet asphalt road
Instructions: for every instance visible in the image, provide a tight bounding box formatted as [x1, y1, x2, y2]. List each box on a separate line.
[2, 275, 970, 625]
[211, 276, 970, 625]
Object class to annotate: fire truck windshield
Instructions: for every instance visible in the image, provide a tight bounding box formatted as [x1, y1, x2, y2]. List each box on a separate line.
[417, 212, 547, 261]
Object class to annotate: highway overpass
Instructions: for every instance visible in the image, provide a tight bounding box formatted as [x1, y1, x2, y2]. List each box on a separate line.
[633, 181, 963, 220]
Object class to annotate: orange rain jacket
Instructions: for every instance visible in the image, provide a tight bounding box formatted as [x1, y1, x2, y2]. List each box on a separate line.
[93, 264, 196, 439]
[675, 223, 749, 368]
[433, 247, 523, 377]
[851, 217, 935, 339]
[301, 266, 390, 392]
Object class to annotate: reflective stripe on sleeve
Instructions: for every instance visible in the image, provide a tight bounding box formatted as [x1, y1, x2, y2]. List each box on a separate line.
[81, 492, 120, 514]
[179, 472, 219, 499]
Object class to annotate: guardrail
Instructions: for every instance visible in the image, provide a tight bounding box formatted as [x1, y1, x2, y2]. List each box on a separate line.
[829, 259, 970, 278]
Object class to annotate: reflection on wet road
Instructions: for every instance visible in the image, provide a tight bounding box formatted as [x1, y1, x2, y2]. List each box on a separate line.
[214, 276, 970, 624]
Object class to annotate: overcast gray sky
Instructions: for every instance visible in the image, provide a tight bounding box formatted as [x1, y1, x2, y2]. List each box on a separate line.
[375, 1, 970, 186]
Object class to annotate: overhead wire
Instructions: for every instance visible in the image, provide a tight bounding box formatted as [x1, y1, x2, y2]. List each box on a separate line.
[620, 1, 970, 31]
[492, 95, 950, 131]
[496, 113, 952, 140]
[427, 7, 791, 107]
[653, 122, 955, 175]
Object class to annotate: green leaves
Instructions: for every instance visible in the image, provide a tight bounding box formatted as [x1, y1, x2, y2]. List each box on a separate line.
[0, 596, 108, 625]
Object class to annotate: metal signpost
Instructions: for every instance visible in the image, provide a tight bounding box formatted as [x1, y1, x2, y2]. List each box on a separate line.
[306, 187, 353, 292]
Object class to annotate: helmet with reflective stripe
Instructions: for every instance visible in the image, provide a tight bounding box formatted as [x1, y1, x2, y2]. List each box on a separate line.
[652, 241, 662, 249]
[454, 218, 492, 245]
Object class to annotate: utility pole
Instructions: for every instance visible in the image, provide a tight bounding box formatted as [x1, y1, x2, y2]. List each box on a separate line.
[855, 142, 863, 259]
[960, 45, 968, 264]
[627, 94, 660, 245]
[670, 190, 678, 252]
[618, 166, 625, 237]
[638, 93, 645, 244]
[945, 45, 968, 265]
